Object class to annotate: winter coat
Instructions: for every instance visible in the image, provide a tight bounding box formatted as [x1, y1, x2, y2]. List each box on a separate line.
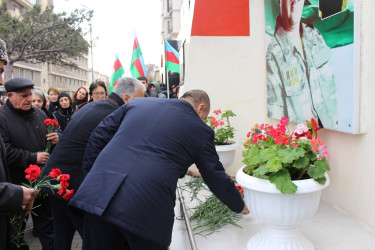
[0, 100, 48, 184]
[69, 98, 244, 246]
[41, 93, 125, 199]
[52, 108, 74, 132]
[0, 137, 23, 249]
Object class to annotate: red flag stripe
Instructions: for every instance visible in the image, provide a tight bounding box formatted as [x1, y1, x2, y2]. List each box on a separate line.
[113, 59, 122, 72]
[113, 79, 119, 87]
[166, 51, 179, 64]
[133, 58, 145, 76]
[133, 38, 139, 50]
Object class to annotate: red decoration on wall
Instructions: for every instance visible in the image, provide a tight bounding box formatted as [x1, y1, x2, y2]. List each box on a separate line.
[191, 0, 250, 36]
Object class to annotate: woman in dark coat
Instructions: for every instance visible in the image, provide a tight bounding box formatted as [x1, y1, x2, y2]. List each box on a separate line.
[52, 93, 74, 132]
[47, 87, 60, 114]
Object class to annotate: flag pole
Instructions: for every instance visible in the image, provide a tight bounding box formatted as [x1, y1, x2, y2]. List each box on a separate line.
[164, 40, 170, 99]
[166, 70, 170, 99]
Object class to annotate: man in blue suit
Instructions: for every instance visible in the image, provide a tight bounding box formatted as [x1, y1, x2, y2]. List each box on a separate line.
[69, 90, 247, 250]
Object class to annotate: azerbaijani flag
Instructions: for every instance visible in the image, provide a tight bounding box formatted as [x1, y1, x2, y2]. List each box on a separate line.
[130, 34, 147, 78]
[109, 54, 125, 93]
[165, 40, 180, 73]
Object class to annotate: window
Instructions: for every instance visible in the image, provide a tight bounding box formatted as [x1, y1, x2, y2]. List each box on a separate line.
[167, 20, 172, 34]
[19, 69, 24, 78]
[30, 71, 33, 80]
[166, 0, 172, 12]
[53, 75, 56, 84]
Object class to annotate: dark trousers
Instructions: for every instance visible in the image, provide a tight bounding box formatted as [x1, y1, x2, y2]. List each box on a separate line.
[11, 196, 54, 250]
[83, 212, 168, 250]
[31, 196, 55, 250]
[49, 197, 84, 250]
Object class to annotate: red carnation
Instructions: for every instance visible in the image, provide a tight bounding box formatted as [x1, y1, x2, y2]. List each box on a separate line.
[49, 168, 62, 179]
[57, 181, 69, 195]
[60, 180, 69, 190]
[58, 174, 70, 182]
[25, 164, 41, 181]
[62, 190, 74, 200]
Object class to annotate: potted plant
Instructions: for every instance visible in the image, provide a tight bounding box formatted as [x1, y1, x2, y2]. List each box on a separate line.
[236, 117, 330, 250]
[205, 109, 238, 169]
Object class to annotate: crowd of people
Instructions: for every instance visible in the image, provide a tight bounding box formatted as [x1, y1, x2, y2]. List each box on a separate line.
[0, 38, 248, 250]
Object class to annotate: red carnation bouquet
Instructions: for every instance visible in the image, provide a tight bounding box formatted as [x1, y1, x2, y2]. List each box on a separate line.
[24, 164, 74, 200]
[10, 164, 74, 247]
[43, 118, 59, 153]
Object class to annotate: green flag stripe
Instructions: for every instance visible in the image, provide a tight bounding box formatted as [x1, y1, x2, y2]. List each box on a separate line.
[166, 61, 180, 73]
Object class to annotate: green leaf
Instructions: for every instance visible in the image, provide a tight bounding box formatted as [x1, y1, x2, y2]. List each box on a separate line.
[314, 176, 327, 185]
[266, 157, 283, 172]
[242, 147, 262, 165]
[260, 148, 278, 162]
[221, 110, 236, 118]
[295, 156, 310, 169]
[317, 157, 330, 171]
[253, 165, 269, 177]
[306, 151, 317, 161]
[262, 139, 274, 148]
[307, 161, 327, 179]
[269, 169, 298, 194]
[243, 165, 255, 175]
[278, 148, 297, 163]
[294, 147, 306, 158]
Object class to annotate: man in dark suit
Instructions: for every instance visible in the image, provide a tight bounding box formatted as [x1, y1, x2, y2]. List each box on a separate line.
[41, 77, 145, 250]
[0, 39, 38, 249]
[69, 90, 247, 250]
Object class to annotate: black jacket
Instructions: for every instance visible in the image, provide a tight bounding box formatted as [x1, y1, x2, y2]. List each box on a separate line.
[52, 107, 74, 132]
[0, 100, 48, 184]
[0, 137, 23, 249]
[41, 93, 125, 199]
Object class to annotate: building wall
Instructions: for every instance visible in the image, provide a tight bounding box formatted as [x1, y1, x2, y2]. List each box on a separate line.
[161, 0, 182, 41]
[182, 0, 375, 231]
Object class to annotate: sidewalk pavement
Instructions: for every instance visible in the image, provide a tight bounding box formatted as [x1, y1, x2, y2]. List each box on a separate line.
[24, 217, 82, 250]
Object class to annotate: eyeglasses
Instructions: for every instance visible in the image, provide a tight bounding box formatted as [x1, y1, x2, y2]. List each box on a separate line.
[92, 92, 106, 96]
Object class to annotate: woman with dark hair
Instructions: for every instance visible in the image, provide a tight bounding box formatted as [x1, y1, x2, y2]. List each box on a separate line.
[75, 81, 107, 111]
[89, 80, 107, 102]
[72, 86, 89, 111]
[32, 89, 53, 118]
[52, 93, 74, 131]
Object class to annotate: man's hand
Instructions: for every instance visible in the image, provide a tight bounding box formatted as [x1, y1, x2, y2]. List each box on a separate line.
[46, 132, 59, 145]
[37, 152, 50, 165]
[187, 168, 201, 178]
[21, 186, 39, 216]
[242, 200, 250, 215]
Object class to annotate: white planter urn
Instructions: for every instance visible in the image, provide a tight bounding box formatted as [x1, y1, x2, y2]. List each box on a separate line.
[236, 165, 330, 250]
[215, 142, 239, 169]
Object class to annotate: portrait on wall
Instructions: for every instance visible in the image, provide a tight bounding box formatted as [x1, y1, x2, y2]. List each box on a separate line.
[265, 0, 359, 133]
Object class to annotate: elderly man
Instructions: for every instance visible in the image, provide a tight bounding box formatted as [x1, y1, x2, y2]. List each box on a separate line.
[0, 40, 39, 249]
[266, 0, 338, 129]
[69, 90, 248, 250]
[0, 77, 59, 249]
[41, 77, 145, 250]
